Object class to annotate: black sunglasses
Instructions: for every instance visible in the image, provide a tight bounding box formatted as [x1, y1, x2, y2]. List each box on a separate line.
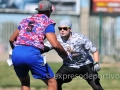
[58, 27, 69, 31]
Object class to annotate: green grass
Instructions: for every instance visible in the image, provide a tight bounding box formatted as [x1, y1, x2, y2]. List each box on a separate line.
[0, 61, 120, 90]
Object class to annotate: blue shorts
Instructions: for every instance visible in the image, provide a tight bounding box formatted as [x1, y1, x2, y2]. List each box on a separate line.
[12, 45, 54, 80]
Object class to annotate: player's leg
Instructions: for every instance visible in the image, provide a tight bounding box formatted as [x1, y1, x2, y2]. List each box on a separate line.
[31, 64, 57, 90]
[22, 45, 56, 90]
[43, 77, 57, 90]
[83, 63, 104, 90]
[12, 64, 30, 90]
[55, 65, 76, 90]
[30, 58, 57, 90]
[88, 64, 104, 90]
[12, 61, 30, 90]
[19, 74, 30, 90]
[88, 71, 104, 90]
[88, 77, 104, 90]
[12, 46, 30, 90]
[31, 62, 57, 90]
[13, 65, 30, 90]
[95, 77, 103, 89]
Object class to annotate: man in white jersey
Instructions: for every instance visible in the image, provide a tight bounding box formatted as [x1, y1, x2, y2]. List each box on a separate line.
[44, 20, 104, 90]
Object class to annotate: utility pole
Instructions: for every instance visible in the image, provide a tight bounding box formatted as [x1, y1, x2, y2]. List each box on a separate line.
[99, 12, 102, 63]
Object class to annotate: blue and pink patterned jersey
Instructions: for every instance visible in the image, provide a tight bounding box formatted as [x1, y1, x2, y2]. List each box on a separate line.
[14, 14, 55, 50]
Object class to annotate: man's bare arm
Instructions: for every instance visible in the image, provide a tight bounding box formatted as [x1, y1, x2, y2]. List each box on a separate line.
[46, 33, 68, 58]
[9, 29, 19, 49]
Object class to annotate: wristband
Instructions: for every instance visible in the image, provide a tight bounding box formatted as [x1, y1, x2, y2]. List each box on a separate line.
[93, 62, 99, 65]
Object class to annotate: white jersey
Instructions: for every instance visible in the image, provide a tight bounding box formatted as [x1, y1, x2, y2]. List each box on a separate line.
[45, 32, 97, 68]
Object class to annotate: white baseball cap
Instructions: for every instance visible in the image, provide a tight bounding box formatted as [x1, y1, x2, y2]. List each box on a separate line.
[58, 20, 72, 28]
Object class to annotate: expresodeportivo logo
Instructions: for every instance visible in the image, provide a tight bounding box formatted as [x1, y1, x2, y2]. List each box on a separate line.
[54, 73, 120, 80]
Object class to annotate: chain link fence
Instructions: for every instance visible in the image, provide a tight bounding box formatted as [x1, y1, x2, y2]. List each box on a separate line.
[0, 13, 120, 62]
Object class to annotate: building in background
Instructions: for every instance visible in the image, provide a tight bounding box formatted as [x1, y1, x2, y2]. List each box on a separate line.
[0, 0, 120, 62]
[0, 0, 81, 54]
[0, 0, 80, 14]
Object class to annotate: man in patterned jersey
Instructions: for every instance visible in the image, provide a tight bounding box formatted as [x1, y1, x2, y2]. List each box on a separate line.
[44, 20, 104, 90]
[9, 1, 71, 90]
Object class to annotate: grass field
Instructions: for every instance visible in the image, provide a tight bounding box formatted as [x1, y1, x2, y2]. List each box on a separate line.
[0, 61, 120, 90]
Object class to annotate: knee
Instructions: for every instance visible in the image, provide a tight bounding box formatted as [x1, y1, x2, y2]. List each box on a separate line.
[21, 82, 30, 87]
[19, 75, 30, 87]
[20, 79, 30, 86]
[48, 78, 57, 86]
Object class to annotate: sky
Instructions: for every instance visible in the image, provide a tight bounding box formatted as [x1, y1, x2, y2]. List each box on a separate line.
[81, 0, 89, 7]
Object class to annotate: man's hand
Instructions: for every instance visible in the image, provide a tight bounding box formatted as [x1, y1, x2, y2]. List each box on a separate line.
[92, 62, 101, 72]
[40, 46, 51, 54]
[63, 53, 72, 62]
[67, 53, 72, 61]
[7, 50, 13, 67]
